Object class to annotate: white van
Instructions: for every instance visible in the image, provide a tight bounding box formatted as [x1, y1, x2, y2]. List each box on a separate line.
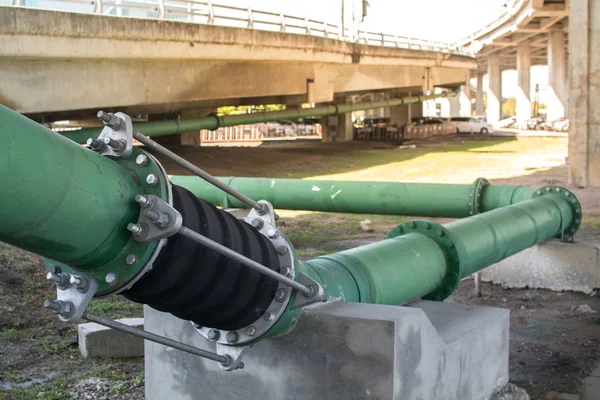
[449, 117, 493, 134]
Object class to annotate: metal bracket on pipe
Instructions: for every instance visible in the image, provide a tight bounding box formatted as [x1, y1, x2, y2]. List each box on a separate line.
[45, 272, 98, 323]
[292, 273, 327, 309]
[128, 194, 183, 244]
[246, 200, 276, 225]
[90, 111, 134, 159]
[216, 343, 250, 371]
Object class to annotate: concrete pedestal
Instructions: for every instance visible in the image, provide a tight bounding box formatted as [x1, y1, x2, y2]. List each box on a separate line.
[144, 300, 509, 400]
[481, 240, 600, 294]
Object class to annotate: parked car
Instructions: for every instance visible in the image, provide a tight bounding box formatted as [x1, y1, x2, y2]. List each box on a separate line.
[449, 117, 492, 134]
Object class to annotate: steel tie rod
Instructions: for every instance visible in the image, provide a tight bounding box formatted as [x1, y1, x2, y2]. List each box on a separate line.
[178, 226, 313, 297]
[82, 312, 230, 365]
[132, 130, 263, 212]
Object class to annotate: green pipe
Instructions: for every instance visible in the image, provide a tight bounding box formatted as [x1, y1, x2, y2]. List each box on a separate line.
[0, 104, 168, 295]
[170, 176, 537, 218]
[264, 190, 580, 339]
[64, 92, 454, 144]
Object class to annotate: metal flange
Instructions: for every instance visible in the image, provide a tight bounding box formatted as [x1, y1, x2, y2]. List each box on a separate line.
[387, 220, 463, 301]
[44, 147, 171, 296]
[468, 177, 489, 216]
[531, 186, 582, 242]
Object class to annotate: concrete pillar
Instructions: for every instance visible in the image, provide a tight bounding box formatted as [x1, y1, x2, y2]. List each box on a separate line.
[390, 105, 410, 126]
[516, 43, 532, 124]
[486, 54, 502, 125]
[459, 72, 472, 117]
[568, 0, 600, 187]
[475, 72, 484, 116]
[321, 98, 353, 142]
[448, 93, 460, 117]
[547, 29, 567, 122]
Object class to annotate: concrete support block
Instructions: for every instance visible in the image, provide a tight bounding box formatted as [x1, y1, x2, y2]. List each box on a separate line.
[516, 43, 532, 123]
[481, 240, 600, 294]
[78, 317, 144, 358]
[144, 301, 509, 400]
[487, 54, 502, 125]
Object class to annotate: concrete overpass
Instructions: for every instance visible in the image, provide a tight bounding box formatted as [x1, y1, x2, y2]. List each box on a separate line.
[0, 6, 474, 135]
[455, 0, 598, 187]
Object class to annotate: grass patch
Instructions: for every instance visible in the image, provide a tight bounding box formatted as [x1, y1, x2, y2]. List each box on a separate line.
[86, 297, 142, 319]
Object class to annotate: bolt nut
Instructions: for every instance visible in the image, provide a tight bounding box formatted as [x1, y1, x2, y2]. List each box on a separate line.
[43, 299, 74, 317]
[246, 326, 257, 336]
[207, 329, 220, 341]
[263, 312, 273, 321]
[274, 289, 286, 302]
[136, 154, 149, 167]
[127, 223, 144, 236]
[250, 218, 264, 230]
[135, 194, 152, 208]
[46, 272, 70, 290]
[277, 246, 288, 255]
[226, 331, 239, 344]
[105, 273, 118, 285]
[146, 174, 159, 186]
[267, 228, 278, 238]
[97, 111, 122, 130]
[126, 254, 137, 266]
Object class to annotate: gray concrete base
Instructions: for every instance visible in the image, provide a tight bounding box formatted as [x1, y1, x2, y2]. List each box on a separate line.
[481, 240, 600, 294]
[144, 301, 509, 400]
[78, 317, 144, 358]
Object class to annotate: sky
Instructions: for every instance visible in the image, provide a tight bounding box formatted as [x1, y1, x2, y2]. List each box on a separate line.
[214, 0, 509, 43]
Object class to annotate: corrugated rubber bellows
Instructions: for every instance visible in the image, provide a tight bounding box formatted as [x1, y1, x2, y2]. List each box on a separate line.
[124, 184, 281, 331]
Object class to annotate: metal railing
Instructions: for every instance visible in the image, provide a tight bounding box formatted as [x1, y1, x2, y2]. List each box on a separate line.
[7, 0, 467, 55]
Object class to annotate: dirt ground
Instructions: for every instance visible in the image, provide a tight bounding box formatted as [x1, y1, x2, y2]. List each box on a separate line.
[1, 135, 598, 399]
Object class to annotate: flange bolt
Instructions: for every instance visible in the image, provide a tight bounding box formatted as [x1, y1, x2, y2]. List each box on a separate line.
[207, 329, 220, 341]
[105, 273, 118, 285]
[127, 223, 144, 236]
[46, 272, 70, 290]
[43, 299, 74, 317]
[135, 194, 152, 208]
[226, 331, 239, 344]
[136, 154, 149, 167]
[146, 174, 159, 186]
[97, 111, 123, 131]
[250, 218, 264, 230]
[86, 138, 106, 152]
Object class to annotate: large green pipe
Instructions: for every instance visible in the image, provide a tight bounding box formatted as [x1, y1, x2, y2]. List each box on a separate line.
[63, 91, 455, 144]
[266, 192, 579, 338]
[0, 105, 168, 294]
[0, 105, 139, 267]
[170, 176, 537, 218]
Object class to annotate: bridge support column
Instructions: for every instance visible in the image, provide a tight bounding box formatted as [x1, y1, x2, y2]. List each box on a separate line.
[475, 72, 484, 116]
[568, 0, 600, 187]
[547, 30, 567, 122]
[390, 104, 410, 126]
[322, 98, 353, 143]
[516, 43, 532, 125]
[486, 54, 502, 126]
